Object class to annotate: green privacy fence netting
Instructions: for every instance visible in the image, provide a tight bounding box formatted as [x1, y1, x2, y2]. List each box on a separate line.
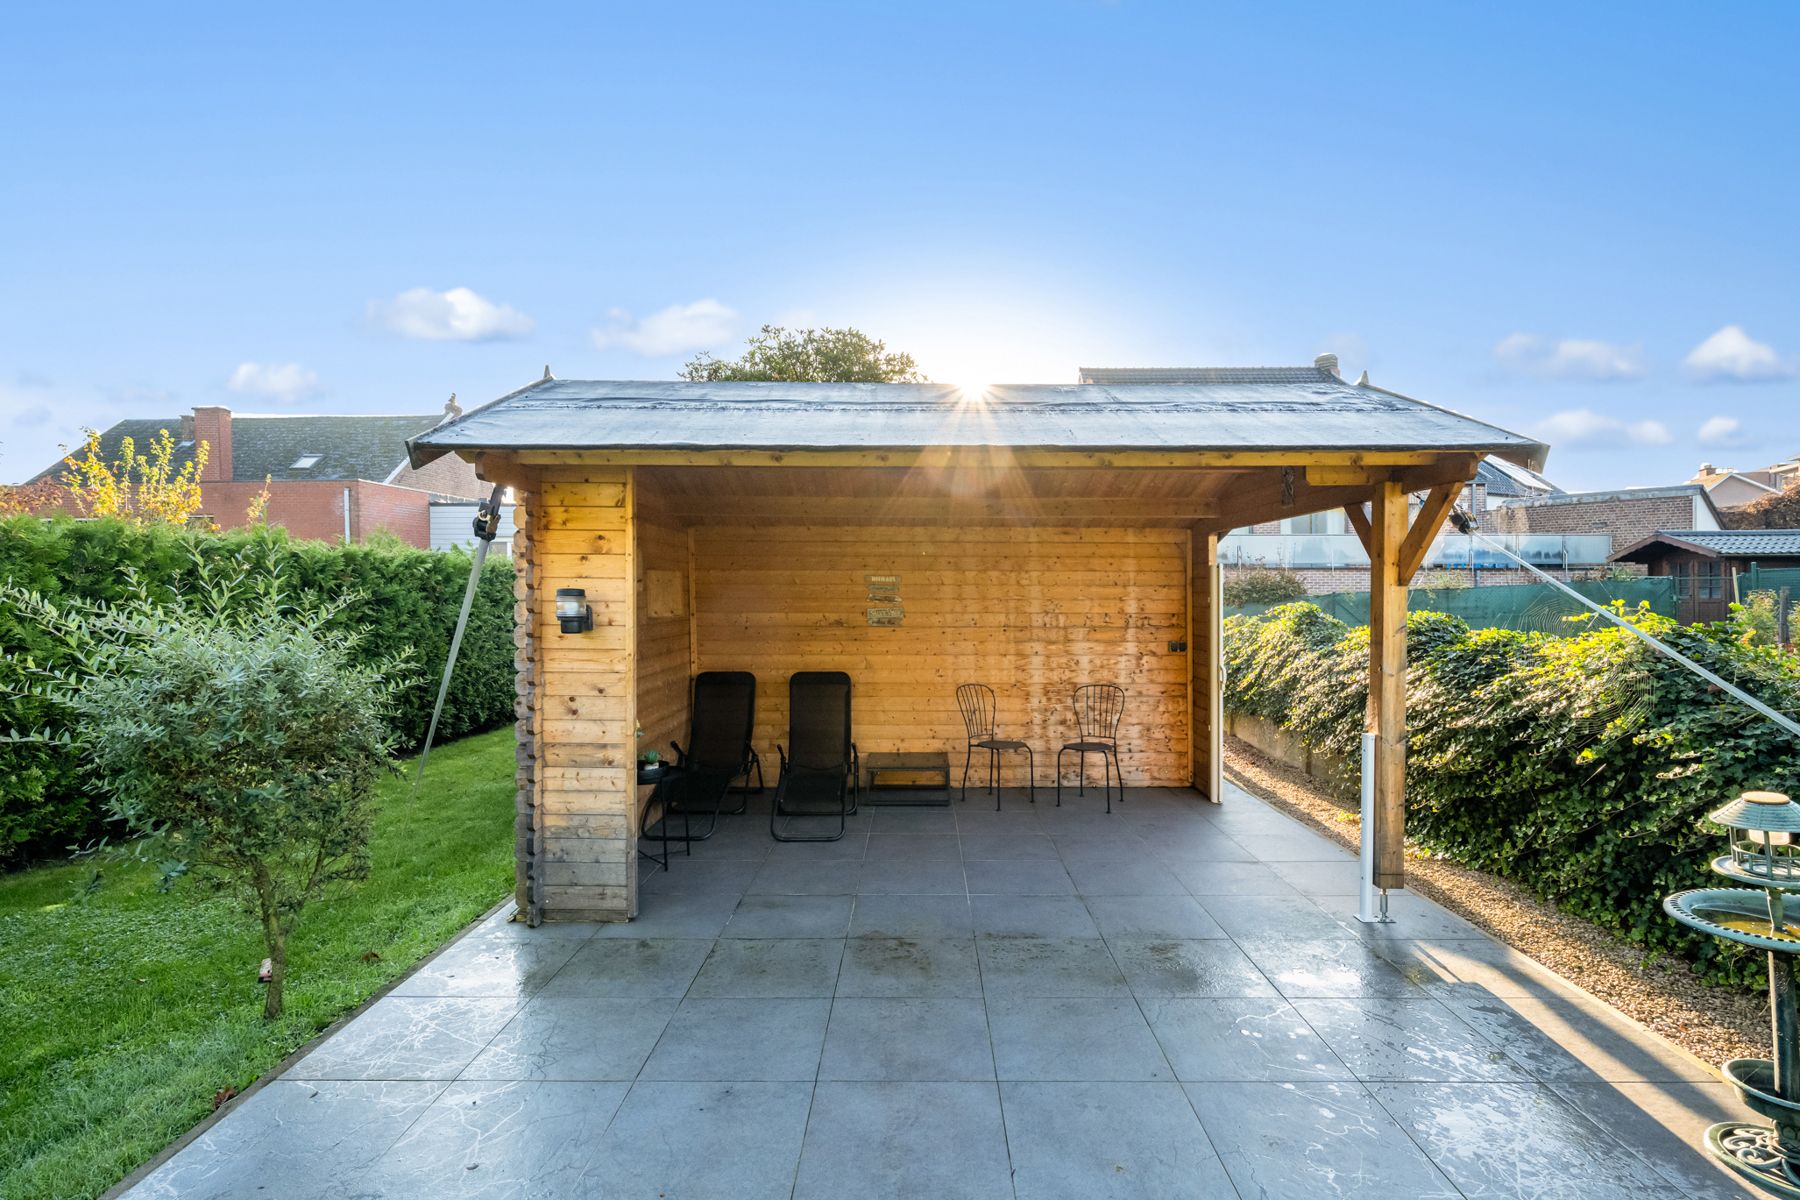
[1226, 576, 1679, 632]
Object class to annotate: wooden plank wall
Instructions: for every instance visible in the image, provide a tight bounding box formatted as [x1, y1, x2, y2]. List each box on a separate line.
[635, 517, 692, 762]
[531, 469, 637, 920]
[689, 525, 1191, 786]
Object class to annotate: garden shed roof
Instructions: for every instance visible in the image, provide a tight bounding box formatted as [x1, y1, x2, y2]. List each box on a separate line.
[1612, 529, 1800, 561]
[407, 365, 1548, 469]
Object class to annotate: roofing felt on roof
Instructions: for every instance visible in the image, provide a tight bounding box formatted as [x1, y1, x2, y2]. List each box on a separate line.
[1612, 529, 1800, 561]
[32, 413, 446, 485]
[408, 369, 1548, 469]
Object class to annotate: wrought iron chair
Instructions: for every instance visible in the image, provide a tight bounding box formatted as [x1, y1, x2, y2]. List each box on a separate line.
[770, 671, 859, 842]
[956, 683, 1034, 810]
[1055, 683, 1125, 812]
[655, 671, 761, 842]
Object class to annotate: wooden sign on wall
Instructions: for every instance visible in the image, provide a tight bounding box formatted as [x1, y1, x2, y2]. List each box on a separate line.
[866, 574, 902, 626]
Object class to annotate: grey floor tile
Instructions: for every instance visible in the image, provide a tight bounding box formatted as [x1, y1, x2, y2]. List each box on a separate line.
[1383, 937, 1575, 998]
[1372, 1081, 1691, 1199]
[1292, 997, 1533, 1082]
[1189, 1080, 1461, 1199]
[819, 998, 994, 1081]
[1268, 858, 1367, 896]
[953, 810, 1046, 837]
[1317, 891, 1488, 942]
[977, 937, 1130, 997]
[389, 936, 583, 999]
[688, 938, 845, 997]
[850, 893, 974, 938]
[1170, 859, 1302, 897]
[767, 834, 869, 863]
[129, 1080, 447, 1200]
[1065, 858, 1189, 896]
[856, 857, 968, 894]
[972, 894, 1101, 938]
[1086, 895, 1228, 940]
[959, 832, 1060, 859]
[1110, 938, 1279, 998]
[365, 1080, 628, 1198]
[1053, 834, 1146, 865]
[837, 937, 983, 997]
[793, 1082, 1013, 1200]
[592, 890, 739, 939]
[1003, 1081, 1236, 1199]
[864, 833, 963, 861]
[1141, 997, 1355, 1082]
[989, 997, 1173, 1081]
[1238, 937, 1426, 999]
[593, 1081, 813, 1200]
[469, 905, 602, 941]
[640, 857, 762, 894]
[723, 893, 855, 938]
[1433, 985, 1720, 1083]
[638, 997, 831, 1081]
[1238, 829, 1356, 862]
[963, 857, 1075, 894]
[1197, 894, 1354, 941]
[749, 859, 862, 895]
[540, 937, 714, 998]
[1552, 1080, 1762, 1200]
[462, 995, 673, 1081]
[295, 997, 520, 1080]
[869, 807, 960, 833]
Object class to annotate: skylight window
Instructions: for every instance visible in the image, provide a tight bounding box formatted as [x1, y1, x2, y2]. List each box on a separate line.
[291, 454, 321, 469]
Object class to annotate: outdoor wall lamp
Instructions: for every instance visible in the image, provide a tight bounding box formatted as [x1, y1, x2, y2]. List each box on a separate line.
[555, 588, 593, 634]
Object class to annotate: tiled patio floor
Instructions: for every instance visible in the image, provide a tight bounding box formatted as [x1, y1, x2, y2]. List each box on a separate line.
[123, 782, 1760, 1199]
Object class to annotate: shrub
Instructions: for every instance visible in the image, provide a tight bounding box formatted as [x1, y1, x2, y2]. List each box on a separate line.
[0, 516, 515, 863]
[1222, 565, 1310, 607]
[10, 561, 406, 1017]
[1223, 601, 1800, 988]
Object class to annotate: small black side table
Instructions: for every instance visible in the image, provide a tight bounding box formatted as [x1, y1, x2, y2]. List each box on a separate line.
[637, 763, 691, 872]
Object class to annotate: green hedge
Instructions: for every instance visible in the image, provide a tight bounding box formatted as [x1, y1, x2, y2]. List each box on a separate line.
[0, 516, 516, 863]
[1223, 601, 1800, 988]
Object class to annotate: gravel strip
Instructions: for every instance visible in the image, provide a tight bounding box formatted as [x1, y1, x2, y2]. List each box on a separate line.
[1224, 735, 1767, 1066]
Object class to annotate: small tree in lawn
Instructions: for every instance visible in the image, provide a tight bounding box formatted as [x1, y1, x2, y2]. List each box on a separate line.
[5, 561, 406, 1018]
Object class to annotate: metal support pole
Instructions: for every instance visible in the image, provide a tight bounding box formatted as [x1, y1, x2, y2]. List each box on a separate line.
[1356, 731, 1391, 924]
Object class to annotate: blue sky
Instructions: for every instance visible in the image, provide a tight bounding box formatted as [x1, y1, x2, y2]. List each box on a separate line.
[2, 2, 1796, 489]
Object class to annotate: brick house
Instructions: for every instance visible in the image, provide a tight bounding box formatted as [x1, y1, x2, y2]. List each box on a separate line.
[29, 401, 487, 548]
[1488, 484, 1723, 561]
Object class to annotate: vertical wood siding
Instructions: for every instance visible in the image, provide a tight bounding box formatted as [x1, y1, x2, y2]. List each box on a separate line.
[688, 525, 1192, 787]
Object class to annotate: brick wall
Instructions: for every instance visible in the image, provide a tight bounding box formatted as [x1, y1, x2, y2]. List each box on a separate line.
[1490, 493, 1696, 554]
[197, 479, 435, 547]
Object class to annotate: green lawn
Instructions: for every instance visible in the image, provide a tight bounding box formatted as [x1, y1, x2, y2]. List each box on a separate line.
[0, 729, 516, 1200]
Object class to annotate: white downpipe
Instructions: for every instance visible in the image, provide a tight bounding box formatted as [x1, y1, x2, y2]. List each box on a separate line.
[1356, 731, 1391, 924]
[342, 486, 352, 544]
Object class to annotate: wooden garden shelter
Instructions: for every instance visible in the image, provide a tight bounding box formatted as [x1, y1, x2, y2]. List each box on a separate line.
[408, 361, 1546, 923]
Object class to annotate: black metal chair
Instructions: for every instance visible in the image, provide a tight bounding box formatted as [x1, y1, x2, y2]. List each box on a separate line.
[1055, 683, 1125, 812]
[652, 671, 761, 843]
[956, 683, 1034, 810]
[770, 671, 859, 842]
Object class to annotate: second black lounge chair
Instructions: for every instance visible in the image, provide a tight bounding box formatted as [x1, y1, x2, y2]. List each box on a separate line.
[770, 671, 859, 842]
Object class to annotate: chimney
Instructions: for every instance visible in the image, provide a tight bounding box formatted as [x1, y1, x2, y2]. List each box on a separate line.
[1698, 462, 1715, 475]
[179, 414, 195, 443]
[1314, 352, 1340, 378]
[191, 406, 232, 481]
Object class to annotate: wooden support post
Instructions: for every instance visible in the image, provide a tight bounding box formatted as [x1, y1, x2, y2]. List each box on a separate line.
[1368, 480, 1408, 889]
[1190, 530, 1223, 802]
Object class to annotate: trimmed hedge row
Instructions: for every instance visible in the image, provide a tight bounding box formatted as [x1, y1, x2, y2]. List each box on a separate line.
[0, 516, 516, 863]
[1223, 601, 1800, 988]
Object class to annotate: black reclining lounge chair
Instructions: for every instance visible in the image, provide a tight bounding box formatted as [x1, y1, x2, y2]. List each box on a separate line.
[770, 671, 858, 842]
[648, 671, 761, 844]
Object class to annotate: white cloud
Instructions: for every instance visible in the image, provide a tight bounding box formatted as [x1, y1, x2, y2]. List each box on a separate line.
[1535, 408, 1673, 448]
[368, 286, 534, 342]
[227, 361, 318, 402]
[1698, 415, 1746, 447]
[592, 298, 738, 356]
[1494, 334, 1645, 381]
[1684, 325, 1791, 382]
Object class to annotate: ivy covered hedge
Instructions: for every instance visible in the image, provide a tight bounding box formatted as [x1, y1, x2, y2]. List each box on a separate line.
[0, 516, 516, 863]
[1223, 601, 1800, 988]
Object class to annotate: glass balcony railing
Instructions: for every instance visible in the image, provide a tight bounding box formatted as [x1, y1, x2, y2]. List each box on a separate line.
[1217, 531, 1615, 570]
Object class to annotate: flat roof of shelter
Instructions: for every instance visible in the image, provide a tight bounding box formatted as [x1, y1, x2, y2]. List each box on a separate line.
[408, 365, 1547, 470]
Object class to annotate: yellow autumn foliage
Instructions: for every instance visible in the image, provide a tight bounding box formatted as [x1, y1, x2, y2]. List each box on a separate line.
[62, 428, 209, 525]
